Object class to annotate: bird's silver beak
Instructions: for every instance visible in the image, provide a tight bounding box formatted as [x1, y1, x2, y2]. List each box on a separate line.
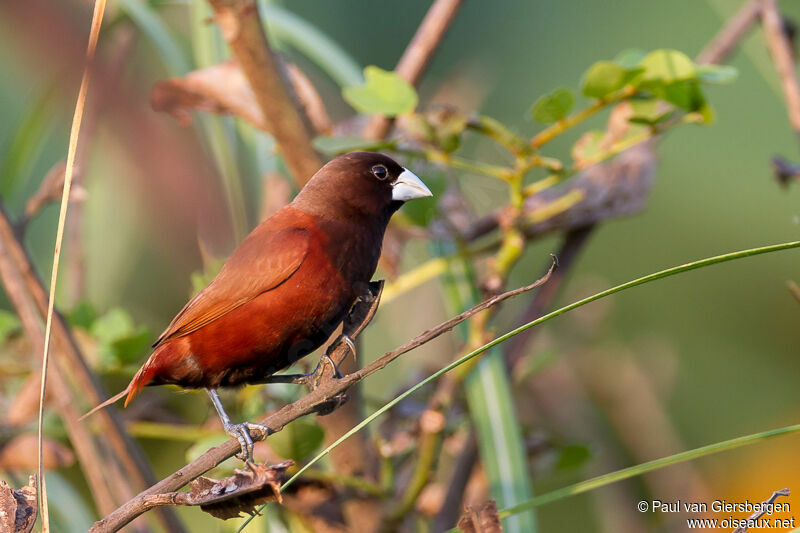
[392, 168, 432, 202]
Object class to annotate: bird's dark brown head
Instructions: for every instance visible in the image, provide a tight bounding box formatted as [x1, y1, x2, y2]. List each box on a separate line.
[293, 152, 432, 222]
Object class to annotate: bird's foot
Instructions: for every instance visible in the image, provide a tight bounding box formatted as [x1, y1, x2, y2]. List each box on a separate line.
[224, 421, 272, 462]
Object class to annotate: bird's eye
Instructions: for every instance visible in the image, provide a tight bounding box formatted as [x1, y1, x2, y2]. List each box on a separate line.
[371, 164, 388, 180]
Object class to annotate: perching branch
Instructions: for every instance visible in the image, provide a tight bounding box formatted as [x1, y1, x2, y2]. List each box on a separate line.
[90, 260, 556, 532]
[208, 0, 323, 185]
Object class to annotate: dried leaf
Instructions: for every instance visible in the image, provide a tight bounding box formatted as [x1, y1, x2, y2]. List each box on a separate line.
[0, 475, 37, 533]
[0, 434, 75, 471]
[151, 60, 264, 129]
[181, 461, 293, 520]
[457, 500, 502, 533]
[151, 60, 330, 134]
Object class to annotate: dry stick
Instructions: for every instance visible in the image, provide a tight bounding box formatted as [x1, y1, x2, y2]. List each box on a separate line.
[90, 264, 555, 532]
[695, 0, 761, 66]
[761, 0, 800, 150]
[0, 203, 183, 531]
[36, 2, 106, 530]
[363, 0, 464, 140]
[208, 0, 323, 186]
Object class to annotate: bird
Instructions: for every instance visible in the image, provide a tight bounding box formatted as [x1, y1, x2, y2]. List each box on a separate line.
[84, 152, 432, 460]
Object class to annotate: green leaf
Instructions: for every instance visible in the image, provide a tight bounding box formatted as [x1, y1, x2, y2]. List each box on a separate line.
[556, 444, 592, 470]
[640, 49, 696, 84]
[66, 301, 97, 330]
[696, 64, 739, 84]
[660, 80, 705, 112]
[582, 61, 628, 98]
[614, 48, 647, 69]
[268, 418, 324, 462]
[0, 310, 21, 344]
[532, 87, 574, 123]
[342, 66, 418, 116]
[90, 308, 150, 366]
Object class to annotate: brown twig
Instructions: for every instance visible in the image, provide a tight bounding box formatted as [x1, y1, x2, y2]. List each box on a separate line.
[90, 262, 555, 532]
[208, 0, 323, 186]
[696, 0, 761, 65]
[363, 0, 464, 140]
[761, 0, 800, 149]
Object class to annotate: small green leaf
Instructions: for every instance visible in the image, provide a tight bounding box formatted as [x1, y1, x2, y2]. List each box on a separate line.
[614, 48, 646, 69]
[582, 61, 628, 98]
[90, 308, 150, 366]
[342, 66, 418, 116]
[269, 419, 324, 462]
[0, 310, 21, 344]
[67, 301, 97, 330]
[532, 87, 574, 123]
[556, 444, 592, 470]
[640, 49, 696, 84]
[661, 80, 705, 112]
[696, 64, 738, 84]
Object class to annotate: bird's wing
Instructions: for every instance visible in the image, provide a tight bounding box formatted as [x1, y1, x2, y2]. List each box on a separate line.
[153, 226, 310, 347]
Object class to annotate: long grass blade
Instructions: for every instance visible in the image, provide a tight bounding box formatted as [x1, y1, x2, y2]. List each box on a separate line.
[36, 1, 106, 530]
[497, 423, 800, 519]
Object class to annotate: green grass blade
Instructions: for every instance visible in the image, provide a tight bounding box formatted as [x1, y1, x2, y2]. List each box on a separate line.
[117, 0, 190, 75]
[497, 423, 800, 519]
[443, 256, 536, 533]
[258, 1, 363, 87]
[466, 354, 537, 532]
[240, 240, 800, 531]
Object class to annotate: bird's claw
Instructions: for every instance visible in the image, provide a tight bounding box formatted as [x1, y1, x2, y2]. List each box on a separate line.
[225, 421, 271, 462]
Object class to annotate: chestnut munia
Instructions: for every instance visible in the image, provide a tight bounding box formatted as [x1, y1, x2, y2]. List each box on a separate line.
[86, 152, 432, 459]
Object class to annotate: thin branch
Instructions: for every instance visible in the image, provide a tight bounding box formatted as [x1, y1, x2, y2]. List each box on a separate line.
[761, 0, 800, 150]
[90, 262, 556, 532]
[696, 0, 761, 65]
[208, 0, 323, 185]
[363, 0, 464, 139]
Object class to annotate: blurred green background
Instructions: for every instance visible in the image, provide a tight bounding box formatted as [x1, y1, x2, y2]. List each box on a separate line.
[1, 0, 800, 531]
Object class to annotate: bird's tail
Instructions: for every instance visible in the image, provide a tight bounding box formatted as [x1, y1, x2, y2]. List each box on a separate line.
[78, 387, 130, 421]
[79, 360, 157, 420]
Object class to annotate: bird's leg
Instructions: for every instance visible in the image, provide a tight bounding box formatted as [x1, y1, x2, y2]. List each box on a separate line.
[206, 388, 271, 462]
[257, 334, 357, 389]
